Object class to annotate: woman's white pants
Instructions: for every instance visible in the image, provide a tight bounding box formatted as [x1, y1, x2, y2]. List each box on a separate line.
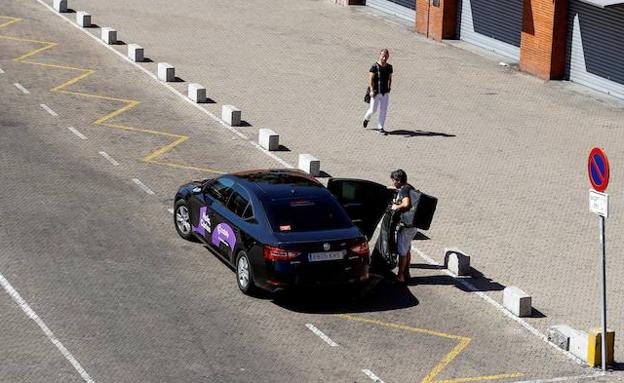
[364, 93, 390, 130]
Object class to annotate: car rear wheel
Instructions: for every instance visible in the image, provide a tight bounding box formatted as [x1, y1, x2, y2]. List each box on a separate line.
[174, 200, 196, 242]
[236, 251, 257, 295]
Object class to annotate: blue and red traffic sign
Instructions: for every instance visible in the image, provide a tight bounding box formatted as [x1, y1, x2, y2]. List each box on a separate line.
[588, 148, 609, 192]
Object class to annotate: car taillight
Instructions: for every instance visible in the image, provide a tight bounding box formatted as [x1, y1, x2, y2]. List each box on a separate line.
[350, 240, 369, 255]
[264, 245, 301, 261]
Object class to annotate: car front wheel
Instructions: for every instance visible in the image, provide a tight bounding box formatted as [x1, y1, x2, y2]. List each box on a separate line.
[236, 251, 257, 295]
[174, 200, 196, 242]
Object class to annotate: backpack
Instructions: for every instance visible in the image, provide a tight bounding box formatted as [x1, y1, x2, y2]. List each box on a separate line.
[400, 186, 438, 230]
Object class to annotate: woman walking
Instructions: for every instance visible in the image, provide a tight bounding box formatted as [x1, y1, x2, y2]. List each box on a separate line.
[363, 49, 393, 134]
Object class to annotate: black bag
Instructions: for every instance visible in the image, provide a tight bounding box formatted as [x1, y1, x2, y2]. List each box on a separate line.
[400, 187, 438, 230]
[364, 87, 371, 103]
[371, 209, 400, 271]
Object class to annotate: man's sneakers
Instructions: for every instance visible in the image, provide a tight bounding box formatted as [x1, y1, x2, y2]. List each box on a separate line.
[363, 119, 369, 128]
[378, 128, 387, 135]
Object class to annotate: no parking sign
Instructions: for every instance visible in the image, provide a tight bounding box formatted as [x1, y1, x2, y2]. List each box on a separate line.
[587, 147, 610, 371]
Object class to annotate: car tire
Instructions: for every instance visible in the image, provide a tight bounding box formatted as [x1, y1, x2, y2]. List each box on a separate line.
[174, 199, 197, 242]
[236, 251, 257, 296]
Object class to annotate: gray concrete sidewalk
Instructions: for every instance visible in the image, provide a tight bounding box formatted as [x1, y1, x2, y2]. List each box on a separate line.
[63, 0, 624, 360]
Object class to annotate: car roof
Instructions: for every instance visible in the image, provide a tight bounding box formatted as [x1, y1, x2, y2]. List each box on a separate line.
[228, 169, 327, 200]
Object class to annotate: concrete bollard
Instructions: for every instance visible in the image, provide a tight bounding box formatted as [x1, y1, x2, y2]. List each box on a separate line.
[101, 27, 117, 44]
[587, 328, 615, 367]
[188, 83, 206, 103]
[53, 0, 67, 12]
[258, 129, 279, 151]
[444, 248, 471, 276]
[157, 63, 175, 82]
[569, 328, 589, 362]
[503, 286, 532, 317]
[298, 154, 320, 177]
[221, 105, 241, 126]
[127, 44, 144, 62]
[76, 11, 91, 27]
[547, 324, 574, 350]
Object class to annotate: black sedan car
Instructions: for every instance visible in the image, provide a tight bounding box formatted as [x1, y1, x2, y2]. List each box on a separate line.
[173, 169, 392, 295]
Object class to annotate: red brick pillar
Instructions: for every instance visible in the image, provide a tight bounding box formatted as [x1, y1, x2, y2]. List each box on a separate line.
[416, 0, 457, 40]
[519, 0, 568, 80]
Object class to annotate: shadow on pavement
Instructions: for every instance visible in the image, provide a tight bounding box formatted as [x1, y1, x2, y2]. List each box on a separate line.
[384, 129, 455, 138]
[270, 274, 418, 314]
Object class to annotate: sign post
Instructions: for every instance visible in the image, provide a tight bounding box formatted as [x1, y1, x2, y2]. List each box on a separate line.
[588, 147, 609, 371]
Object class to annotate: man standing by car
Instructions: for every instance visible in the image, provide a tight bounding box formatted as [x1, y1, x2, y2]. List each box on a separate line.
[390, 169, 417, 283]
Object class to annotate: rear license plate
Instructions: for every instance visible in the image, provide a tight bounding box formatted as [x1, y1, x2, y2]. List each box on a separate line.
[308, 250, 346, 262]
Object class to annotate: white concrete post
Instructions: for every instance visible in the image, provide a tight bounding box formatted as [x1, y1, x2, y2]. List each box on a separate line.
[53, 0, 67, 12]
[221, 105, 241, 126]
[157, 63, 175, 82]
[76, 11, 91, 27]
[258, 129, 279, 151]
[188, 83, 206, 103]
[298, 154, 320, 177]
[444, 248, 471, 276]
[503, 286, 532, 317]
[101, 27, 117, 44]
[128, 44, 144, 62]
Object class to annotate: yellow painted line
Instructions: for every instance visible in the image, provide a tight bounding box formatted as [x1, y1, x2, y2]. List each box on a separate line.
[338, 314, 468, 340]
[338, 315, 524, 383]
[0, 15, 221, 174]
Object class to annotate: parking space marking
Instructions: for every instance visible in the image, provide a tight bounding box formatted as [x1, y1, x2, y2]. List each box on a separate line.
[0, 15, 222, 175]
[338, 314, 524, 383]
[362, 369, 385, 383]
[14, 82, 29, 94]
[31, 2, 295, 170]
[40, 103, 58, 116]
[411, 246, 585, 366]
[67, 126, 87, 140]
[305, 324, 339, 347]
[132, 178, 155, 195]
[0, 272, 96, 383]
[99, 151, 119, 166]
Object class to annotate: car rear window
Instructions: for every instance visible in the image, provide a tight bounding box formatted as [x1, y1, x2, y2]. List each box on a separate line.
[263, 197, 352, 232]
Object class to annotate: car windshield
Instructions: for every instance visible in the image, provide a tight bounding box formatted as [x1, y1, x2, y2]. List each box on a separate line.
[263, 197, 352, 232]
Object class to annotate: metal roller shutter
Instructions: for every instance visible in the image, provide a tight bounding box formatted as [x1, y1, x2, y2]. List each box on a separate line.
[366, 0, 416, 23]
[566, 1, 624, 99]
[458, 0, 523, 60]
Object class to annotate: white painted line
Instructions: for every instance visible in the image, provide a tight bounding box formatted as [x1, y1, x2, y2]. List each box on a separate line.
[14, 82, 30, 94]
[132, 178, 155, 195]
[35, 0, 293, 170]
[305, 324, 339, 347]
[0, 67, 5, 73]
[411, 245, 586, 365]
[99, 151, 119, 166]
[0, 272, 95, 383]
[40, 103, 58, 116]
[67, 126, 87, 140]
[167, 208, 174, 214]
[510, 373, 605, 383]
[362, 369, 385, 383]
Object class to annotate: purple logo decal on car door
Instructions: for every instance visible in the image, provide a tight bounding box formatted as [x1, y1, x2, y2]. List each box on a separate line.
[211, 223, 236, 250]
[192, 207, 211, 237]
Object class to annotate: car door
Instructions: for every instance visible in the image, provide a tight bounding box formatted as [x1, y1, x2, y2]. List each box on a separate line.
[204, 179, 249, 262]
[189, 177, 234, 245]
[326, 178, 394, 240]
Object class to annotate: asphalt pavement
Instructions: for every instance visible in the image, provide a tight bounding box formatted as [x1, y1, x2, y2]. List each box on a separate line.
[0, 0, 621, 382]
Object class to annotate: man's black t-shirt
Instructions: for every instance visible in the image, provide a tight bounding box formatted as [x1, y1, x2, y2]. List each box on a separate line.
[370, 63, 393, 95]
